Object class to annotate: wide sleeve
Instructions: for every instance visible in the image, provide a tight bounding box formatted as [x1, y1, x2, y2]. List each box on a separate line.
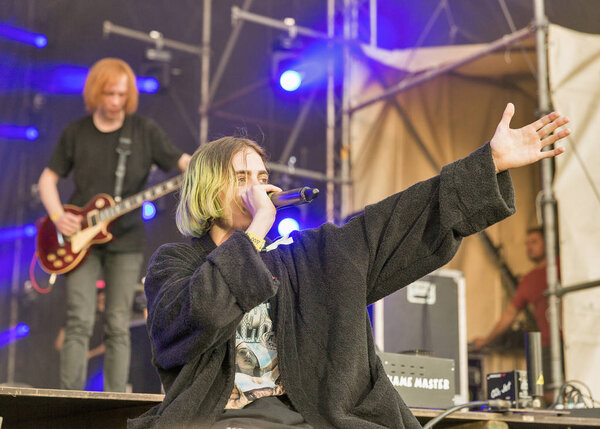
[145, 230, 279, 370]
[295, 142, 515, 305]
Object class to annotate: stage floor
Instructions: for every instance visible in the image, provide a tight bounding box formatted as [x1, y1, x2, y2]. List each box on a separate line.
[2, 386, 600, 428]
[0, 386, 162, 429]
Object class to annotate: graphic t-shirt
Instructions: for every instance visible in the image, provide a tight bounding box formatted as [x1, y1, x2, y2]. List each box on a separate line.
[225, 302, 285, 409]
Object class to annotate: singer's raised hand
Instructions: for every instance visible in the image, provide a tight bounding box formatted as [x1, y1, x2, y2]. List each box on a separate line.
[490, 103, 570, 173]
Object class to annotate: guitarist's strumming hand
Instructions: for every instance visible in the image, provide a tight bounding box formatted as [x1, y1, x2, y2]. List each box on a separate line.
[54, 211, 83, 236]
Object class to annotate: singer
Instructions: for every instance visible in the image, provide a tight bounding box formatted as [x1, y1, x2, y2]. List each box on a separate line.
[131, 108, 570, 429]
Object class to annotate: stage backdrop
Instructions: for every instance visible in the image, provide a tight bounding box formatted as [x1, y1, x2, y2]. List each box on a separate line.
[549, 24, 600, 401]
[349, 24, 600, 400]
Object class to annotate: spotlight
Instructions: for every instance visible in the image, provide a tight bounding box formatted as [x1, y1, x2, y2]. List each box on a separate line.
[137, 76, 160, 94]
[0, 124, 39, 141]
[277, 217, 300, 237]
[28, 64, 159, 94]
[271, 37, 329, 93]
[15, 323, 30, 338]
[23, 224, 37, 237]
[0, 23, 47, 48]
[279, 70, 302, 92]
[0, 224, 38, 242]
[142, 201, 157, 220]
[271, 36, 304, 92]
[0, 323, 31, 348]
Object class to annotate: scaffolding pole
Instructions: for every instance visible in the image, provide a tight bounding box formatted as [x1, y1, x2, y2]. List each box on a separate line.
[199, 0, 212, 146]
[326, 0, 336, 223]
[103, 21, 203, 55]
[340, 0, 358, 221]
[534, 0, 564, 401]
[232, 6, 330, 40]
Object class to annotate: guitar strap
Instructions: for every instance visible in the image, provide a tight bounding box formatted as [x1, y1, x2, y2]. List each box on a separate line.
[114, 115, 133, 203]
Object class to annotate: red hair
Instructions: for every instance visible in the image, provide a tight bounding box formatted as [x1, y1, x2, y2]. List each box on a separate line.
[83, 58, 138, 113]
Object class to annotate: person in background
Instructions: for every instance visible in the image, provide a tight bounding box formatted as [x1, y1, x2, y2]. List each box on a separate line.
[38, 57, 191, 392]
[472, 226, 562, 404]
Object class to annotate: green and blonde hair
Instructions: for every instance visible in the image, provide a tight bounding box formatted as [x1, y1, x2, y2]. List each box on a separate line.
[176, 137, 266, 237]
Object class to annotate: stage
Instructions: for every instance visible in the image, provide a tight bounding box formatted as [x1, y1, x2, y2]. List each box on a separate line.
[0, 386, 162, 429]
[1, 386, 600, 428]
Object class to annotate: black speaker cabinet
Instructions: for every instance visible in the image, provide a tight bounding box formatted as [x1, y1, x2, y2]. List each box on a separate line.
[373, 269, 467, 405]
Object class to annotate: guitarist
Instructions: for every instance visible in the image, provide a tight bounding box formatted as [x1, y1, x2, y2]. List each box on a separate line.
[37, 58, 190, 392]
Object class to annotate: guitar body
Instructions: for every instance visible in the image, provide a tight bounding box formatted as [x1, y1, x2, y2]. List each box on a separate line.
[36, 174, 183, 276]
[36, 194, 115, 275]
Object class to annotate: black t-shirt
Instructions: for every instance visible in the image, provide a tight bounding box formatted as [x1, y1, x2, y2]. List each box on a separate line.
[47, 114, 183, 252]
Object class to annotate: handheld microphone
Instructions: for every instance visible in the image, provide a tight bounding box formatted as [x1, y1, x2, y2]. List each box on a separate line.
[269, 186, 319, 208]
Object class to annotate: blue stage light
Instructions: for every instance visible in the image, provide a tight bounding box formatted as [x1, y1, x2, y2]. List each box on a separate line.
[0, 124, 39, 141]
[34, 34, 48, 48]
[0, 23, 47, 48]
[25, 127, 39, 140]
[142, 201, 157, 220]
[35, 65, 88, 94]
[279, 70, 302, 92]
[23, 224, 37, 237]
[26, 64, 159, 95]
[277, 217, 300, 237]
[137, 77, 160, 94]
[85, 369, 104, 392]
[15, 323, 30, 338]
[0, 323, 31, 348]
[0, 224, 39, 242]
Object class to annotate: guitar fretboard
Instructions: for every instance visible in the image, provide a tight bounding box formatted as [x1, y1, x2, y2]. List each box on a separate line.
[98, 175, 183, 222]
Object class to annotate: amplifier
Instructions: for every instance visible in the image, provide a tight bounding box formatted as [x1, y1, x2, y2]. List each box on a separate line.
[378, 351, 455, 409]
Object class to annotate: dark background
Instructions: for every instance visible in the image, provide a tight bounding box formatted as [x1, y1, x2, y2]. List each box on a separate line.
[1, 0, 598, 391]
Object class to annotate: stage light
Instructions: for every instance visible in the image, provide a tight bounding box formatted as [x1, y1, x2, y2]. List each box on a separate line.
[35, 65, 88, 94]
[0, 23, 47, 48]
[15, 323, 30, 338]
[0, 224, 38, 242]
[142, 201, 157, 220]
[137, 76, 160, 94]
[23, 224, 37, 237]
[271, 38, 330, 93]
[279, 70, 302, 92]
[29, 64, 159, 94]
[0, 323, 31, 348]
[0, 124, 39, 141]
[277, 217, 300, 237]
[85, 369, 104, 392]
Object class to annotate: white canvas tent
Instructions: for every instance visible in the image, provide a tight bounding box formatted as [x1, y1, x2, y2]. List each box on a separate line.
[348, 23, 600, 401]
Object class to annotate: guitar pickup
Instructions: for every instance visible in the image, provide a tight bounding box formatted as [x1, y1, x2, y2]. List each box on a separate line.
[89, 213, 98, 227]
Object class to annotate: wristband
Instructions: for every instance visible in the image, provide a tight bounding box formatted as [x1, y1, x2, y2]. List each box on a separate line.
[245, 231, 265, 251]
[50, 211, 63, 222]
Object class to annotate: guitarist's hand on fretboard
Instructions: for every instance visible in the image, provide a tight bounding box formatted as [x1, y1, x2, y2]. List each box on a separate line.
[54, 211, 83, 236]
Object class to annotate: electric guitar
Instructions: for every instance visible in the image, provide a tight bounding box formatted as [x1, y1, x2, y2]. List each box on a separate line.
[36, 174, 183, 275]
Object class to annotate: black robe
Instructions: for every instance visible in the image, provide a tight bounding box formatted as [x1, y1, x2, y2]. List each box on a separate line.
[129, 143, 515, 428]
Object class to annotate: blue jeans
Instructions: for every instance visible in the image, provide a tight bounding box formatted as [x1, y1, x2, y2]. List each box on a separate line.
[60, 248, 143, 392]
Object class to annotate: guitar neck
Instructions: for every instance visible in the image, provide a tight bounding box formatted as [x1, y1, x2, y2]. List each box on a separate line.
[98, 175, 183, 222]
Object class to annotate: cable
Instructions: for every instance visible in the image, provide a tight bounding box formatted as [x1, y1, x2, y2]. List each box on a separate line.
[550, 380, 600, 409]
[29, 252, 53, 294]
[422, 399, 513, 429]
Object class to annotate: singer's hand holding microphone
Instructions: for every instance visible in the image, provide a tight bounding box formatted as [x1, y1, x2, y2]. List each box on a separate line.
[242, 186, 321, 214]
[240, 183, 282, 221]
[242, 185, 320, 236]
